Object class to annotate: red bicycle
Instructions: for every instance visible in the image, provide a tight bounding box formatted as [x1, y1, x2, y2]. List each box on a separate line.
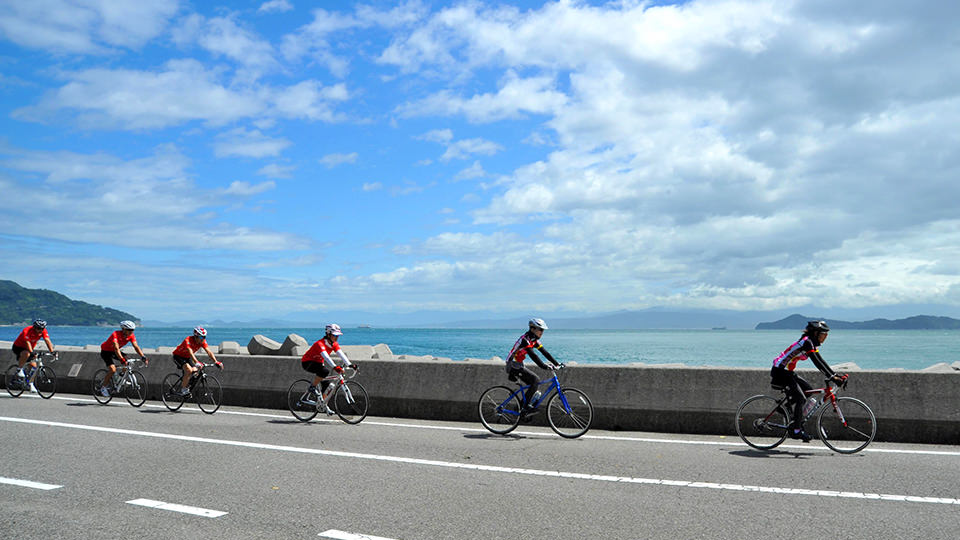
[735, 375, 876, 454]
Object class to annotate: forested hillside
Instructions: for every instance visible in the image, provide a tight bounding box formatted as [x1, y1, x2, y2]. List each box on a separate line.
[0, 280, 137, 326]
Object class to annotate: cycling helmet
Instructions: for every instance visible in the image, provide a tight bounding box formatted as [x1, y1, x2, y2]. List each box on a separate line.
[325, 323, 343, 336]
[805, 320, 830, 334]
[32, 319, 47, 329]
[120, 320, 136, 330]
[529, 318, 548, 331]
[193, 326, 207, 338]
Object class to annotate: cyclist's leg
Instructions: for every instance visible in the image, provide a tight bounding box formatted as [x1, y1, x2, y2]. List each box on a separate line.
[99, 351, 118, 389]
[172, 355, 193, 394]
[301, 361, 329, 396]
[512, 366, 539, 407]
[13, 345, 30, 370]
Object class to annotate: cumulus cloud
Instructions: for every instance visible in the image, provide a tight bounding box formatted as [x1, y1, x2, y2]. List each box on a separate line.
[258, 0, 293, 14]
[319, 152, 358, 168]
[214, 128, 291, 158]
[0, 0, 178, 54]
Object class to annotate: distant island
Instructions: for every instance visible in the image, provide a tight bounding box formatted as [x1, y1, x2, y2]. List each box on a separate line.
[0, 280, 138, 326]
[756, 314, 960, 330]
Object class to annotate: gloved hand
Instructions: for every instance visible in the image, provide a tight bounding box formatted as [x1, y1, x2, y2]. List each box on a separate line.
[216, 361, 224, 370]
[334, 365, 344, 373]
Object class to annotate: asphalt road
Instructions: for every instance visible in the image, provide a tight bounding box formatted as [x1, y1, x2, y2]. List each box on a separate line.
[1, 392, 958, 539]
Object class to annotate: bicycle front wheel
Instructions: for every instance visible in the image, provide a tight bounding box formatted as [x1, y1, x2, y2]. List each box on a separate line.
[92, 369, 113, 404]
[160, 373, 185, 411]
[817, 397, 876, 454]
[477, 386, 522, 435]
[4, 364, 25, 397]
[35, 366, 57, 399]
[547, 388, 593, 438]
[123, 370, 148, 407]
[735, 395, 789, 450]
[195, 376, 222, 414]
[287, 379, 319, 422]
[333, 380, 368, 424]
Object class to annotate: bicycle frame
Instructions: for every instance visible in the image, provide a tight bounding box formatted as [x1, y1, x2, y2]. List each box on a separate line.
[315, 369, 359, 405]
[23, 352, 57, 384]
[505, 370, 573, 412]
[773, 379, 843, 425]
[110, 359, 144, 391]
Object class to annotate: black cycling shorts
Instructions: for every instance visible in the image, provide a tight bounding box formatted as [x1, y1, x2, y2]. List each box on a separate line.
[12, 345, 29, 358]
[172, 354, 197, 369]
[100, 350, 122, 366]
[301, 361, 329, 377]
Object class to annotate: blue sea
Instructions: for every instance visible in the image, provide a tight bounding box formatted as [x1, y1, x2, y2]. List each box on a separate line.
[2, 326, 957, 371]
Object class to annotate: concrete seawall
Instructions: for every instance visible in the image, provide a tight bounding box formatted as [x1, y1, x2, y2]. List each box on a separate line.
[4, 345, 959, 444]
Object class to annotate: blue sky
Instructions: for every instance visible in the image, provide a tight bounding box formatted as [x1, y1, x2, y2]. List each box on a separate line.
[2, 0, 960, 324]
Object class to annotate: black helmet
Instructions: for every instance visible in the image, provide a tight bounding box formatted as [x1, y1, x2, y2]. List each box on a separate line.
[33, 319, 47, 329]
[805, 320, 830, 334]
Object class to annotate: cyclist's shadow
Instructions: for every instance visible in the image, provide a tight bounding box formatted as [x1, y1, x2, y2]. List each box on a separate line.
[728, 449, 816, 459]
[463, 433, 525, 441]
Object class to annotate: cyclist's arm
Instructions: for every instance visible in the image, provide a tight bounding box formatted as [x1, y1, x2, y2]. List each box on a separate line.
[335, 349, 353, 368]
[526, 349, 550, 370]
[131, 341, 148, 364]
[113, 340, 126, 362]
[537, 345, 561, 367]
[202, 343, 217, 363]
[808, 348, 835, 379]
[319, 350, 338, 370]
[43, 336, 55, 352]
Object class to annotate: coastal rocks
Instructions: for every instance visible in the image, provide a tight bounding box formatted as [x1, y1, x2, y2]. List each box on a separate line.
[921, 362, 955, 373]
[372, 343, 393, 359]
[279, 334, 309, 356]
[219, 341, 242, 354]
[247, 334, 281, 356]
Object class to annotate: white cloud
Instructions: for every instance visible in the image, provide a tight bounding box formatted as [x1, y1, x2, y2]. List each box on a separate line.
[257, 163, 296, 178]
[214, 128, 291, 158]
[223, 180, 276, 196]
[362, 182, 383, 191]
[0, 0, 178, 54]
[172, 14, 280, 79]
[319, 152, 358, 168]
[258, 0, 293, 15]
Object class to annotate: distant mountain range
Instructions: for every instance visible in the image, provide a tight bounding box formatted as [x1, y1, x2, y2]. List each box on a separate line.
[0, 280, 138, 326]
[755, 314, 960, 330]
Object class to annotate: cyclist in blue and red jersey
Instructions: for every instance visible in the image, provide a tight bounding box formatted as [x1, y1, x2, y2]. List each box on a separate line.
[771, 320, 846, 442]
[300, 324, 355, 409]
[171, 326, 222, 396]
[98, 320, 149, 396]
[11, 319, 56, 392]
[505, 318, 563, 415]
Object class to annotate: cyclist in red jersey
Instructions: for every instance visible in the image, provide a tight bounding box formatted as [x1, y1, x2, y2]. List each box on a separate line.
[11, 319, 55, 392]
[300, 324, 355, 411]
[505, 318, 563, 415]
[770, 320, 846, 442]
[171, 326, 222, 396]
[98, 320, 149, 397]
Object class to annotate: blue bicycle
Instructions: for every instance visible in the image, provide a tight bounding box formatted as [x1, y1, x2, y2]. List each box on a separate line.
[477, 365, 594, 438]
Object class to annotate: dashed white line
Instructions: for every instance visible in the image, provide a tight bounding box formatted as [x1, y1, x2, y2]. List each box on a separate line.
[319, 529, 397, 540]
[2, 415, 958, 506]
[0, 476, 62, 490]
[127, 498, 227, 518]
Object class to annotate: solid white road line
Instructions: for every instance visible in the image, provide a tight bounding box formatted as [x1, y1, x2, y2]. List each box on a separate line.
[17, 393, 960, 457]
[319, 529, 397, 540]
[0, 476, 62, 490]
[2, 415, 958, 506]
[126, 498, 227, 518]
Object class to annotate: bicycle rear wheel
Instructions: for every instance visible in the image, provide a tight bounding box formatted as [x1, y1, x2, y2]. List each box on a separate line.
[547, 388, 593, 438]
[332, 380, 368, 424]
[4, 364, 25, 397]
[123, 370, 148, 407]
[287, 379, 319, 422]
[477, 386, 522, 435]
[35, 366, 56, 399]
[92, 369, 113, 404]
[817, 397, 876, 454]
[160, 373, 185, 411]
[195, 376, 222, 414]
[735, 395, 789, 450]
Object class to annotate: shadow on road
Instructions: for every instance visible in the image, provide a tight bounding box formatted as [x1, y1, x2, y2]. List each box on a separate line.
[728, 449, 815, 459]
[463, 432, 524, 441]
[65, 402, 101, 407]
[267, 419, 307, 425]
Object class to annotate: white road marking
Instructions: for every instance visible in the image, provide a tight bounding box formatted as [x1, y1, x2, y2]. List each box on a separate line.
[319, 529, 397, 540]
[2, 415, 958, 506]
[126, 498, 227, 518]
[14, 393, 960, 457]
[0, 476, 62, 490]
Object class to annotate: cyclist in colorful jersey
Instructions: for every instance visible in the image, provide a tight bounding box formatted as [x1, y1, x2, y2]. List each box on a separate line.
[98, 320, 149, 397]
[11, 319, 56, 392]
[771, 320, 846, 442]
[300, 324, 356, 410]
[171, 326, 222, 396]
[505, 318, 563, 415]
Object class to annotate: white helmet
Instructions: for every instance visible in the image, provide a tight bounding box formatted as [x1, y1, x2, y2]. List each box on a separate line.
[529, 318, 548, 331]
[120, 320, 136, 330]
[193, 326, 207, 338]
[325, 323, 343, 336]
